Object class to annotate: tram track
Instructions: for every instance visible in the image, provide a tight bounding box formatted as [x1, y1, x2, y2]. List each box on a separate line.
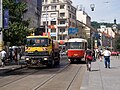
[33, 64, 85, 90]
[0, 59, 85, 90]
[0, 59, 70, 89]
[66, 65, 82, 90]
[0, 68, 42, 87]
[32, 64, 70, 90]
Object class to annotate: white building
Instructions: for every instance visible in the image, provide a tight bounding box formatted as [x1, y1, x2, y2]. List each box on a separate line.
[76, 10, 91, 38]
[41, 0, 76, 40]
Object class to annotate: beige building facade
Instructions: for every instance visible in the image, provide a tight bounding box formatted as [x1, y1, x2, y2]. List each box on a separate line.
[41, 0, 76, 40]
[76, 10, 91, 39]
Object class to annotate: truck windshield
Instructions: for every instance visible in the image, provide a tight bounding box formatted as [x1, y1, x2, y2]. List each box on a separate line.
[68, 42, 84, 49]
[26, 38, 48, 47]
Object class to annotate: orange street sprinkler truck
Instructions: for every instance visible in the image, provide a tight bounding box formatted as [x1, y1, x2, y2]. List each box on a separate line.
[24, 32, 60, 67]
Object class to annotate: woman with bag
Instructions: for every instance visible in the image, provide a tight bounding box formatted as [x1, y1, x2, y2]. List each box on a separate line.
[84, 48, 93, 71]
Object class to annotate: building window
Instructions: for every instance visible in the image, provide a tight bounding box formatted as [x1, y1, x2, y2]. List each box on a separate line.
[45, 0, 48, 3]
[59, 35, 65, 40]
[52, 36, 56, 40]
[51, 21, 56, 25]
[72, 15, 75, 19]
[68, 6, 70, 9]
[60, 13, 65, 17]
[42, 14, 48, 17]
[60, 5, 65, 9]
[44, 6, 49, 10]
[51, 29, 56, 32]
[59, 28, 65, 32]
[51, 5, 56, 10]
[52, 0, 59, 3]
[50, 13, 56, 17]
[43, 21, 48, 26]
[60, 20, 65, 24]
[69, 13, 71, 18]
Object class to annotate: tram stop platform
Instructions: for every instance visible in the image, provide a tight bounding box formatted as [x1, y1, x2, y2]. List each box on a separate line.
[80, 56, 120, 90]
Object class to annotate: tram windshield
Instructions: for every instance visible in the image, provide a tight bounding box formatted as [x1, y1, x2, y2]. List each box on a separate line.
[67, 42, 85, 49]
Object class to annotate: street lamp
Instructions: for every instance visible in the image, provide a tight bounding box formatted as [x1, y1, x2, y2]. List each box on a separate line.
[90, 4, 95, 11]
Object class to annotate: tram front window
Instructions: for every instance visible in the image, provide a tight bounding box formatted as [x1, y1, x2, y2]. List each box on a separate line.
[68, 42, 84, 49]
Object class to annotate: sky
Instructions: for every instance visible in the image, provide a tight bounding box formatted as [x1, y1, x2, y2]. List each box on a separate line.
[72, 0, 120, 24]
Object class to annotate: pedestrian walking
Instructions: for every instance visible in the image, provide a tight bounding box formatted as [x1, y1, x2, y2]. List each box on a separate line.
[92, 49, 96, 61]
[95, 48, 99, 59]
[102, 48, 111, 68]
[0, 49, 7, 67]
[13, 48, 18, 64]
[99, 49, 103, 62]
[84, 48, 93, 71]
[9, 48, 14, 64]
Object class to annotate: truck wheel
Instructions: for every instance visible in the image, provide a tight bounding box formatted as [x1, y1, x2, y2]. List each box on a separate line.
[55, 59, 60, 65]
[48, 57, 54, 68]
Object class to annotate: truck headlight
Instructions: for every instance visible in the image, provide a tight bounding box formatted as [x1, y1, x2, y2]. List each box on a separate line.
[26, 58, 29, 60]
[44, 58, 48, 60]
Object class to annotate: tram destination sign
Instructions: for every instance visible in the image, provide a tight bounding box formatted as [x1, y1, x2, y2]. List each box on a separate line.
[0, 0, 2, 28]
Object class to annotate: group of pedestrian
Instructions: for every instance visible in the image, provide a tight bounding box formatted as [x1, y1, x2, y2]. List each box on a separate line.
[84, 47, 111, 71]
[0, 47, 22, 67]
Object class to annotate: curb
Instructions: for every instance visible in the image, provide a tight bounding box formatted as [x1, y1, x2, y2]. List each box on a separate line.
[0, 65, 27, 74]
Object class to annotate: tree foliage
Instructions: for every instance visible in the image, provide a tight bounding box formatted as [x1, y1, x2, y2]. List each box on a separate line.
[3, 0, 31, 46]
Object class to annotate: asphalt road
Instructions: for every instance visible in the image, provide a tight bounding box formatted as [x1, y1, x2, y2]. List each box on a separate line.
[0, 57, 86, 90]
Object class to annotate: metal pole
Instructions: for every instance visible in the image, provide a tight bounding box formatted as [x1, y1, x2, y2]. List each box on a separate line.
[111, 37, 112, 50]
[45, 6, 48, 34]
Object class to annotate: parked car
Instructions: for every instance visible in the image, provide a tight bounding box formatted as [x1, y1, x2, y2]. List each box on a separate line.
[111, 51, 119, 56]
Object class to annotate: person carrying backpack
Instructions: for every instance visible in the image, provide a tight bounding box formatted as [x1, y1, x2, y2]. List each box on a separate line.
[84, 48, 93, 71]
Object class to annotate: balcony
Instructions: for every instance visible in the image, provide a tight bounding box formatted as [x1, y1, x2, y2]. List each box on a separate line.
[51, 1, 59, 3]
[57, 24, 67, 27]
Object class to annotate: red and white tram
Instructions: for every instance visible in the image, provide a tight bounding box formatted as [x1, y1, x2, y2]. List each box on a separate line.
[66, 38, 87, 63]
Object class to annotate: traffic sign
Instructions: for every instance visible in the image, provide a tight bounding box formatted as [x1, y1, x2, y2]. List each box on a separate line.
[68, 28, 78, 35]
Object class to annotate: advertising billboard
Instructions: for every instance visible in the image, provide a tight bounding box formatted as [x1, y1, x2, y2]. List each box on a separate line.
[0, 0, 2, 28]
[4, 9, 9, 29]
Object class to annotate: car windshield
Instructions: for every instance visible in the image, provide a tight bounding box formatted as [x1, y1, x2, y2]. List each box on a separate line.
[26, 38, 48, 47]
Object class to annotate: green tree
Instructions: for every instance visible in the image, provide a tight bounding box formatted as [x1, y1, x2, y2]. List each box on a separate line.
[91, 21, 100, 29]
[3, 0, 31, 46]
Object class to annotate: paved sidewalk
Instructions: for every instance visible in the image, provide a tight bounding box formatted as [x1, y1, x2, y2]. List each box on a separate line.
[80, 56, 120, 90]
[0, 59, 26, 73]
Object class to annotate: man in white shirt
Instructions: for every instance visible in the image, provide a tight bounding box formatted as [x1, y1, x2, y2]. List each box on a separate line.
[102, 48, 111, 68]
[0, 49, 7, 67]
